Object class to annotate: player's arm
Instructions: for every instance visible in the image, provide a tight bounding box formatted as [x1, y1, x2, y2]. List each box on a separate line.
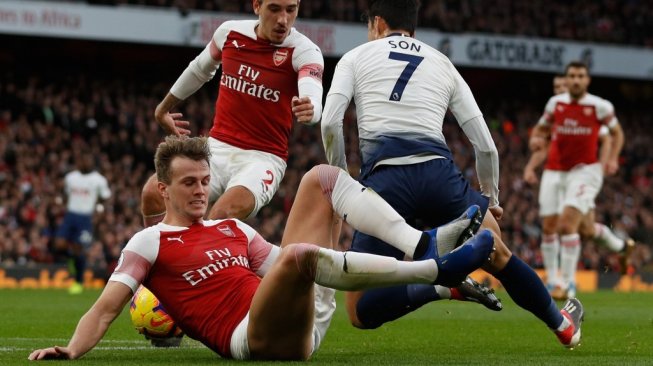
[523, 124, 551, 184]
[321, 55, 355, 171]
[292, 46, 324, 125]
[598, 127, 612, 175]
[528, 123, 551, 151]
[28, 281, 133, 361]
[155, 27, 225, 136]
[523, 148, 548, 184]
[448, 68, 500, 212]
[605, 122, 624, 176]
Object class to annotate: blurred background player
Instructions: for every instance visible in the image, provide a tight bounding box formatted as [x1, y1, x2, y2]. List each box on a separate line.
[28, 136, 495, 361]
[54, 154, 111, 294]
[527, 61, 630, 300]
[141, 0, 324, 225]
[321, 0, 582, 348]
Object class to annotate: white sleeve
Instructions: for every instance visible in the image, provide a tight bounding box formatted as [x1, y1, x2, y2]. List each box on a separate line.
[598, 99, 619, 129]
[448, 66, 483, 124]
[322, 55, 355, 170]
[298, 76, 323, 125]
[99, 175, 111, 200]
[537, 97, 556, 126]
[169, 26, 225, 100]
[460, 115, 500, 207]
[293, 41, 324, 124]
[109, 229, 160, 292]
[321, 94, 350, 170]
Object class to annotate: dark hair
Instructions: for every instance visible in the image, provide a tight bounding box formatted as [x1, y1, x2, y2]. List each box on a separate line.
[365, 0, 420, 35]
[154, 136, 210, 184]
[565, 61, 589, 75]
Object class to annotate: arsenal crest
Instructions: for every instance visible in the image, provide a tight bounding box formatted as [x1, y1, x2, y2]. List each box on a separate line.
[217, 225, 235, 237]
[583, 107, 593, 116]
[273, 48, 289, 66]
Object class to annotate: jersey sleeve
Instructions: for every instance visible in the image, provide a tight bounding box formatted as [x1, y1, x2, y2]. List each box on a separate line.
[537, 97, 557, 126]
[169, 23, 229, 100]
[233, 220, 280, 277]
[597, 98, 619, 128]
[448, 64, 483, 124]
[322, 52, 356, 170]
[98, 175, 111, 200]
[109, 228, 160, 292]
[293, 39, 324, 124]
[326, 51, 355, 100]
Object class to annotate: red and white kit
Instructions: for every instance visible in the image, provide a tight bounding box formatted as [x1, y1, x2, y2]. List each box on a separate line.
[110, 219, 275, 358]
[170, 20, 324, 215]
[537, 92, 618, 215]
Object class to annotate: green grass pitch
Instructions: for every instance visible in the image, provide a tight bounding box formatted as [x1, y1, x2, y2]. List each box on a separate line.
[1, 289, 652, 365]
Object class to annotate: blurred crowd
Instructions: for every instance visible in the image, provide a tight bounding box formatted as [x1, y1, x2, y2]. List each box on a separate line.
[1, 68, 651, 278]
[80, 0, 653, 48]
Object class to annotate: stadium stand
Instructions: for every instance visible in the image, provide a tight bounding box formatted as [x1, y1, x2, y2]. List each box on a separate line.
[0, 2, 651, 279]
[83, 0, 653, 47]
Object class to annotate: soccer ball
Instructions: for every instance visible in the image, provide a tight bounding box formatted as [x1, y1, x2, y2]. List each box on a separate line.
[129, 285, 183, 339]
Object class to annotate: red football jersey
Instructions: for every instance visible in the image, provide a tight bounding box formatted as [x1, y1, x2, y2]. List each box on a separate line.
[208, 20, 323, 160]
[539, 92, 617, 171]
[110, 219, 275, 358]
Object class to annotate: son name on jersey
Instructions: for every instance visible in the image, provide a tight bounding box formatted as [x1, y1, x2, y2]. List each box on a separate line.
[389, 39, 421, 52]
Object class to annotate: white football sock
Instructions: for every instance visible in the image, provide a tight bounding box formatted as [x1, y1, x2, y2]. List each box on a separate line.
[593, 223, 625, 252]
[330, 171, 423, 257]
[559, 234, 581, 289]
[314, 248, 437, 291]
[541, 234, 560, 287]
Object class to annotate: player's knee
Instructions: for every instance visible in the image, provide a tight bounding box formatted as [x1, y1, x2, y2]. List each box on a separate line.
[209, 201, 254, 220]
[578, 224, 595, 240]
[557, 221, 577, 235]
[279, 243, 320, 280]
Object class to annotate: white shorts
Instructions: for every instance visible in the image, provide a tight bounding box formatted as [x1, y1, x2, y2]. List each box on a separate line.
[538, 163, 603, 216]
[228, 285, 337, 360]
[208, 137, 286, 219]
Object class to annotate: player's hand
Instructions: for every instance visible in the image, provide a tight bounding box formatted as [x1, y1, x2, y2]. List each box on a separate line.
[155, 112, 191, 136]
[603, 159, 619, 176]
[528, 136, 546, 151]
[28, 346, 73, 361]
[291, 96, 315, 124]
[489, 205, 503, 221]
[523, 167, 539, 185]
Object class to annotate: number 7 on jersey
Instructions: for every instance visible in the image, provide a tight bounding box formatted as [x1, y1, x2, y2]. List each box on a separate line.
[388, 52, 424, 101]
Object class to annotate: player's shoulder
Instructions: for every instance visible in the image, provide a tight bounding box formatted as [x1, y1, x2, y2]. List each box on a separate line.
[126, 225, 163, 248]
[549, 92, 570, 103]
[582, 93, 613, 108]
[284, 28, 321, 53]
[215, 19, 258, 41]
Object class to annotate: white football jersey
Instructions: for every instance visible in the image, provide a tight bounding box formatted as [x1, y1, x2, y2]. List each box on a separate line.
[64, 170, 111, 215]
[327, 34, 482, 150]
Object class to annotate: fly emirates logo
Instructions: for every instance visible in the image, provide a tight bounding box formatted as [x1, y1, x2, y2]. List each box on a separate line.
[556, 118, 592, 136]
[182, 248, 250, 286]
[220, 64, 281, 102]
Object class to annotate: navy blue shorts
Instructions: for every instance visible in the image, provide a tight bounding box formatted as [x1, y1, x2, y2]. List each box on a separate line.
[350, 158, 489, 260]
[55, 212, 94, 246]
